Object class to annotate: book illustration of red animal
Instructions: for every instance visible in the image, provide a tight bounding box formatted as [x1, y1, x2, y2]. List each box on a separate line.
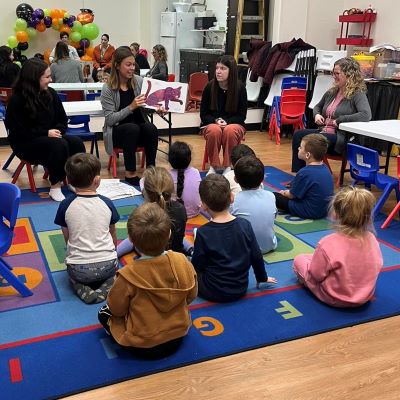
[144, 80, 183, 110]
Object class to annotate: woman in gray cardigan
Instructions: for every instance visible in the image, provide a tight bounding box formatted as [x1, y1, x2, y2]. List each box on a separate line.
[101, 46, 158, 186]
[146, 44, 168, 81]
[291, 57, 371, 172]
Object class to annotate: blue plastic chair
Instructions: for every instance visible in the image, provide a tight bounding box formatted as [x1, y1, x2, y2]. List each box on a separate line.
[0, 183, 33, 297]
[347, 143, 400, 218]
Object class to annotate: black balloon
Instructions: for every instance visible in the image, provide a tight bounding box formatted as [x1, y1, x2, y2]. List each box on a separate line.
[12, 47, 22, 59]
[17, 42, 29, 51]
[77, 48, 84, 57]
[19, 55, 28, 64]
[16, 3, 34, 21]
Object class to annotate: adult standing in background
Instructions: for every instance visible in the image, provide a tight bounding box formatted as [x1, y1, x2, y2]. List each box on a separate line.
[0, 46, 20, 87]
[49, 32, 80, 64]
[130, 42, 150, 70]
[92, 34, 115, 82]
[50, 41, 84, 83]
[291, 57, 371, 173]
[101, 46, 158, 186]
[200, 55, 247, 175]
[5, 58, 85, 201]
[146, 44, 168, 81]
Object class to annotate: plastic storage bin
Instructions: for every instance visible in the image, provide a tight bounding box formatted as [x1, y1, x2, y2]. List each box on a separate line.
[352, 54, 375, 78]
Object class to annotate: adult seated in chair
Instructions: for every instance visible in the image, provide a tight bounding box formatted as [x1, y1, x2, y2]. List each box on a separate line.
[0, 45, 20, 87]
[5, 58, 85, 202]
[200, 55, 247, 175]
[50, 41, 84, 83]
[130, 42, 150, 70]
[146, 44, 168, 81]
[291, 57, 371, 173]
[49, 32, 80, 64]
[101, 46, 158, 187]
[92, 34, 115, 82]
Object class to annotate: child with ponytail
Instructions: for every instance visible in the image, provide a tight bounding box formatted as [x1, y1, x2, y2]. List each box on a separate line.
[168, 141, 201, 218]
[293, 186, 383, 307]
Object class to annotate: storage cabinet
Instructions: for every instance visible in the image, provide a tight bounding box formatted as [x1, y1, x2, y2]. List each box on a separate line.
[336, 10, 377, 50]
[179, 50, 223, 83]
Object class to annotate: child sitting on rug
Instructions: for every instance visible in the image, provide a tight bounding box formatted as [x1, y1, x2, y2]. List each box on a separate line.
[223, 143, 256, 196]
[273, 133, 334, 219]
[293, 186, 382, 307]
[168, 141, 201, 218]
[232, 156, 277, 254]
[191, 174, 277, 302]
[54, 153, 119, 304]
[117, 166, 187, 257]
[98, 203, 197, 358]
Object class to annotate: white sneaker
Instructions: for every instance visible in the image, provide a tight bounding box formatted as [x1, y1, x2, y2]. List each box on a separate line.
[206, 166, 216, 176]
[49, 188, 65, 202]
[223, 166, 232, 175]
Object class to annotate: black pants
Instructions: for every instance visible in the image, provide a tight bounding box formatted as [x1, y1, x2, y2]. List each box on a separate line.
[112, 122, 158, 173]
[273, 192, 290, 213]
[98, 304, 183, 359]
[14, 135, 85, 185]
[291, 129, 339, 172]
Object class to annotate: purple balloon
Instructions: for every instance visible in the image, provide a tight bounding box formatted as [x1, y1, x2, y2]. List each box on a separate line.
[80, 39, 90, 49]
[69, 15, 76, 22]
[28, 17, 39, 27]
[34, 8, 44, 19]
[43, 16, 52, 28]
[67, 20, 74, 28]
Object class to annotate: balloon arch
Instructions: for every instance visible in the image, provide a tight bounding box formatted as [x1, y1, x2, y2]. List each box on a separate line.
[7, 3, 100, 64]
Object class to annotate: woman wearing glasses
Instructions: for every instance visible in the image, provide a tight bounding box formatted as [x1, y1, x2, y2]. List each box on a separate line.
[291, 57, 371, 173]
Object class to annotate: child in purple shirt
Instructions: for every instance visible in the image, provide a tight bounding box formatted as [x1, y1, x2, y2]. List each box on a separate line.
[293, 186, 383, 308]
[168, 141, 201, 218]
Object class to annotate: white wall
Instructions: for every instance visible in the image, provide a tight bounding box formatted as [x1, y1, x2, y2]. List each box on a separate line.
[269, 0, 400, 51]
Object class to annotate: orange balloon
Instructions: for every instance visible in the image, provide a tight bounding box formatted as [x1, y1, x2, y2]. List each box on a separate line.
[52, 17, 59, 26]
[77, 11, 94, 25]
[50, 9, 58, 19]
[43, 48, 51, 63]
[81, 55, 92, 61]
[16, 31, 28, 43]
[58, 9, 66, 18]
[59, 25, 71, 34]
[85, 47, 94, 57]
[36, 22, 46, 32]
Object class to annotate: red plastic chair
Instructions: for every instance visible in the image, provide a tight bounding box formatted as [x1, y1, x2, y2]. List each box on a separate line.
[167, 74, 175, 82]
[187, 72, 209, 111]
[107, 147, 146, 178]
[269, 100, 306, 144]
[381, 156, 400, 229]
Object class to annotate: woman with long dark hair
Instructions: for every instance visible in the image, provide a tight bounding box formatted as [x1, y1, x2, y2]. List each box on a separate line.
[50, 41, 84, 83]
[200, 55, 247, 175]
[0, 45, 20, 87]
[5, 58, 85, 201]
[101, 46, 158, 186]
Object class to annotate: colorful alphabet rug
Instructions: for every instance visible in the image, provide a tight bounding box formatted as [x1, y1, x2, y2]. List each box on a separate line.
[1, 167, 400, 400]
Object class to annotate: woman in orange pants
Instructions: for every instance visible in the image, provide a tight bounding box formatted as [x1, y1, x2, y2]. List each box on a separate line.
[200, 55, 247, 175]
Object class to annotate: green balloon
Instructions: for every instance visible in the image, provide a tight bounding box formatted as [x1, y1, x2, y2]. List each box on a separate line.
[7, 35, 18, 48]
[81, 23, 99, 41]
[71, 21, 82, 33]
[15, 18, 27, 31]
[27, 27, 37, 39]
[43, 8, 51, 17]
[70, 31, 81, 43]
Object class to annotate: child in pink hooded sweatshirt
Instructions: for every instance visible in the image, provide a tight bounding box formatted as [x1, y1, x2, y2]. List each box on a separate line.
[293, 186, 382, 308]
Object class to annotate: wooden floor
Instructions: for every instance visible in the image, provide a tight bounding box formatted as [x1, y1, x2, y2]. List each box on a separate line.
[1, 132, 399, 400]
